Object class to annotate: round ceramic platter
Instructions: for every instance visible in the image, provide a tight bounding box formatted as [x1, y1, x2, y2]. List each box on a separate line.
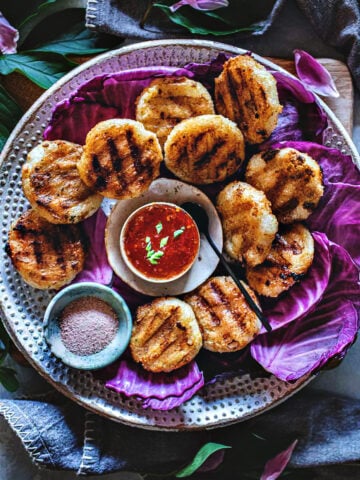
[0, 40, 359, 431]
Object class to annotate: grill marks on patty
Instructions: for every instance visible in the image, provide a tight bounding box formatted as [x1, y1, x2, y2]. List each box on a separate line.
[193, 138, 227, 168]
[223, 66, 260, 132]
[91, 132, 149, 192]
[245, 148, 324, 224]
[246, 223, 315, 298]
[185, 276, 261, 353]
[214, 55, 282, 144]
[164, 114, 245, 185]
[6, 209, 87, 289]
[135, 76, 215, 147]
[22, 140, 102, 224]
[78, 119, 162, 200]
[130, 298, 202, 373]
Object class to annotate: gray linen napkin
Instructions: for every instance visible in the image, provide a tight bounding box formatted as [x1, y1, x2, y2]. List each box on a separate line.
[296, 0, 360, 90]
[85, 0, 360, 90]
[1, 389, 360, 477]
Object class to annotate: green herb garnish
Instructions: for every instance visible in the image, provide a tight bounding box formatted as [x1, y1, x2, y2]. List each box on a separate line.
[155, 222, 163, 234]
[148, 250, 164, 265]
[145, 237, 165, 265]
[173, 226, 185, 238]
[145, 237, 152, 253]
[160, 236, 169, 248]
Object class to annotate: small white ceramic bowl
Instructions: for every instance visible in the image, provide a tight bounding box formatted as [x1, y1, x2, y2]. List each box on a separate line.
[105, 178, 223, 297]
[119, 201, 200, 284]
[43, 282, 132, 370]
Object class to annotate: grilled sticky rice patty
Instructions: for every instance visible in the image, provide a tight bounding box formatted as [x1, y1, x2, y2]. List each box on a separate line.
[22, 140, 102, 224]
[216, 181, 278, 267]
[135, 76, 215, 147]
[246, 223, 314, 297]
[6, 209, 87, 290]
[130, 297, 202, 373]
[245, 148, 324, 224]
[164, 114, 245, 185]
[214, 54, 282, 144]
[78, 119, 162, 200]
[185, 276, 261, 353]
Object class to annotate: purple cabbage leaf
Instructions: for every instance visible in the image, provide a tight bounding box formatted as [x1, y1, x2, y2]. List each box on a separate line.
[294, 49, 339, 98]
[112, 273, 153, 314]
[170, 0, 229, 12]
[105, 358, 204, 410]
[260, 440, 298, 480]
[251, 240, 360, 382]
[183, 52, 230, 89]
[74, 208, 113, 285]
[263, 71, 328, 146]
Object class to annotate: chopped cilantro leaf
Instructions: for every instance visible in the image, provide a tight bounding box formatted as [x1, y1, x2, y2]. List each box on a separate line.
[173, 226, 185, 238]
[160, 236, 169, 248]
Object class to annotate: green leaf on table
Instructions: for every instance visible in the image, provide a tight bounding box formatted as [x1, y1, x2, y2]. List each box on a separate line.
[154, 2, 261, 36]
[0, 322, 10, 352]
[29, 22, 111, 56]
[0, 367, 19, 392]
[204, 10, 262, 31]
[0, 84, 22, 152]
[0, 85, 23, 124]
[0, 53, 76, 89]
[175, 442, 231, 477]
[0, 321, 10, 364]
[19, 0, 57, 28]
[0, 340, 6, 364]
[0, 124, 12, 153]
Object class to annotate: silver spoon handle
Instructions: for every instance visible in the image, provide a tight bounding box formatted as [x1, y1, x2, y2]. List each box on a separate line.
[205, 233, 272, 333]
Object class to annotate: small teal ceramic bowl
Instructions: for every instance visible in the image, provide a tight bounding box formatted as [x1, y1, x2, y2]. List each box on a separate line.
[43, 282, 132, 370]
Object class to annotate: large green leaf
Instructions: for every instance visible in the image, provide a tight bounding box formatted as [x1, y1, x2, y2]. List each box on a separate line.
[0, 84, 22, 127]
[154, 3, 261, 35]
[0, 124, 10, 153]
[0, 85, 22, 152]
[19, 0, 57, 28]
[176, 442, 231, 477]
[0, 53, 76, 89]
[0, 322, 11, 364]
[30, 22, 112, 56]
[0, 367, 19, 392]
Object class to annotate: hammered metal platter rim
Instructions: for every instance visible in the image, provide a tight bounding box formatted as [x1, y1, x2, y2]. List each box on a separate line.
[0, 39, 356, 431]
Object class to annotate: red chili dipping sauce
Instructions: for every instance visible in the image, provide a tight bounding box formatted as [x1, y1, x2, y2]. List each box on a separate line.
[121, 203, 200, 281]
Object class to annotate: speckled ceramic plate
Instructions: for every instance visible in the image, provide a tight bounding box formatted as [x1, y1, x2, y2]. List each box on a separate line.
[0, 40, 359, 431]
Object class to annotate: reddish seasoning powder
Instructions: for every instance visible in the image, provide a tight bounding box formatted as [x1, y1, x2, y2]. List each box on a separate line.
[59, 296, 118, 356]
[123, 203, 200, 281]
